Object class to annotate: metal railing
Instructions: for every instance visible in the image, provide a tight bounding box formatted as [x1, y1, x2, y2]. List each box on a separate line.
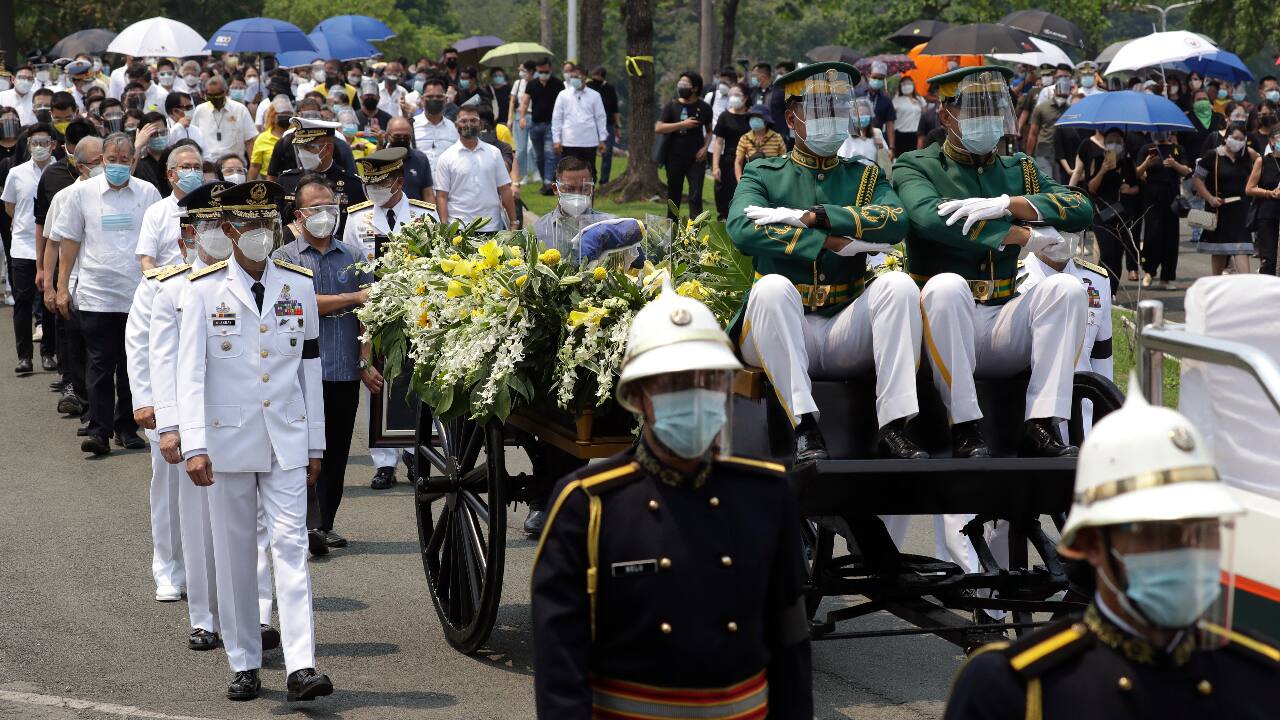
[1136, 299, 1280, 416]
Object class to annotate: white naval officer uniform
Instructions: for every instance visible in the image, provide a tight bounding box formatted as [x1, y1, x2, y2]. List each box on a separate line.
[1017, 254, 1113, 380]
[342, 192, 438, 469]
[176, 256, 325, 674]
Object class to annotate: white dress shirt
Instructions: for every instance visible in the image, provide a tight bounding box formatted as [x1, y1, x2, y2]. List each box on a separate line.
[190, 98, 256, 163]
[0, 88, 35, 125]
[551, 86, 608, 148]
[167, 120, 206, 149]
[136, 193, 185, 266]
[43, 179, 82, 296]
[144, 83, 169, 113]
[51, 174, 160, 313]
[378, 85, 406, 117]
[341, 193, 438, 258]
[434, 140, 511, 231]
[108, 65, 128, 99]
[413, 114, 459, 168]
[1, 158, 53, 260]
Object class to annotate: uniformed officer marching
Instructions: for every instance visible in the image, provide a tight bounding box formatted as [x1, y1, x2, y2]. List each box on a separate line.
[944, 391, 1280, 719]
[726, 60, 925, 466]
[174, 180, 332, 702]
[1017, 242, 1114, 380]
[276, 117, 366, 240]
[892, 65, 1095, 460]
[532, 282, 813, 718]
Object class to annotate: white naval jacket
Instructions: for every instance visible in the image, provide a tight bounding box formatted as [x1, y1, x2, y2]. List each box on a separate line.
[152, 256, 205, 436]
[176, 257, 325, 473]
[125, 263, 191, 442]
[1018, 254, 1115, 380]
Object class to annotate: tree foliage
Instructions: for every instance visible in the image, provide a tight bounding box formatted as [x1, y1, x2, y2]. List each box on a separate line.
[1190, 0, 1278, 59]
[16, 0, 162, 53]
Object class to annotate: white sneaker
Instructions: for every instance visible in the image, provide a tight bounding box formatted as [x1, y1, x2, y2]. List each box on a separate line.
[155, 585, 184, 602]
[3, 294, 12, 307]
[32, 324, 42, 342]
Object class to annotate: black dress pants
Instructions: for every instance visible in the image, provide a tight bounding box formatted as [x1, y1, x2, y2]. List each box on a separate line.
[1093, 223, 1126, 296]
[1141, 205, 1180, 282]
[59, 307, 88, 398]
[315, 380, 360, 532]
[665, 156, 706, 220]
[79, 310, 136, 439]
[1256, 217, 1279, 276]
[714, 172, 739, 220]
[9, 258, 52, 361]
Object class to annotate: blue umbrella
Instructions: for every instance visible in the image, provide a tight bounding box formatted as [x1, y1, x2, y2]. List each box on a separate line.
[1179, 50, 1253, 84]
[305, 30, 379, 61]
[1055, 91, 1193, 132]
[313, 15, 396, 43]
[205, 18, 317, 55]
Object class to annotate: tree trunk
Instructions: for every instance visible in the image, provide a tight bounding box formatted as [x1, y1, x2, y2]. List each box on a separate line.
[0, 0, 17, 68]
[607, 0, 665, 202]
[540, 0, 554, 51]
[699, 0, 715, 83]
[717, 0, 741, 72]
[579, 0, 604, 72]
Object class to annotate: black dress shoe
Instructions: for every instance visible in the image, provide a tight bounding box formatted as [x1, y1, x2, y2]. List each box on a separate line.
[77, 419, 91, 436]
[538, 184, 554, 196]
[57, 389, 86, 416]
[370, 466, 396, 489]
[308, 529, 330, 557]
[323, 530, 348, 548]
[1020, 419, 1078, 458]
[951, 420, 992, 458]
[14, 358, 33, 376]
[877, 420, 929, 459]
[189, 628, 221, 651]
[81, 435, 110, 455]
[227, 669, 260, 701]
[114, 431, 146, 450]
[793, 413, 828, 466]
[286, 668, 333, 702]
[40, 355, 57, 371]
[49, 377, 69, 391]
[260, 624, 281, 651]
[523, 509, 546, 538]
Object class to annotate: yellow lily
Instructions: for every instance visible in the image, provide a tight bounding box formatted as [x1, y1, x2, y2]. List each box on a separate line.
[446, 280, 465, 298]
[478, 239, 502, 268]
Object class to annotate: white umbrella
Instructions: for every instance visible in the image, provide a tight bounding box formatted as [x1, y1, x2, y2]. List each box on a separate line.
[990, 36, 1072, 68]
[108, 17, 208, 58]
[1104, 30, 1218, 75]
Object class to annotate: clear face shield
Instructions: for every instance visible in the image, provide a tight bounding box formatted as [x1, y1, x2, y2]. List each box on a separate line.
[793, 69, 855, 156]
[942, 71, 1018, 156]
[635, 369, 736, 460]
[1099, 518, 1237, 649]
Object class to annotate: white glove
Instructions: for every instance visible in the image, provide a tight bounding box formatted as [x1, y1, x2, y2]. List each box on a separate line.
[832, 237, 896, 256]
[1025, 226, 1064, 254]
[937, 194, 1012, 235]
[743, 205, 807, 228]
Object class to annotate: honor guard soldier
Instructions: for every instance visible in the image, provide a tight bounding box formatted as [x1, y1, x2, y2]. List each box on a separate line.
[276, 117, 366, 240]
[532, 283, 813, 718]
[726, 61, 926, 466]
[892, 65, 1094, 459]
[944, 392, 1280, 720]
[342, 146, 439, 263]
[175, 180, 332, 702]
[1017, 237, 1113, 381]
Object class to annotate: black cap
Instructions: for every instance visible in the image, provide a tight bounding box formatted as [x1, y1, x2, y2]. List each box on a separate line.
[356, 147, 407, 183]
[211, 180, 286, 220]
[177, 181, 234, 225]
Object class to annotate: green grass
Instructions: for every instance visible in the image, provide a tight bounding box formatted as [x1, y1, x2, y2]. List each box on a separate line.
[519, 155, 717, 220]
[1111, 307, 1180, 408]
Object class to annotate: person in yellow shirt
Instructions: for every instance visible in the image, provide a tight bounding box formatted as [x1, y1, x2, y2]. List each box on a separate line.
[250, 96, 293, 180]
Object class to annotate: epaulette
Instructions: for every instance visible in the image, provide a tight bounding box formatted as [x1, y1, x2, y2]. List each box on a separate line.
[154, 263, 192, 282]
[188, 260, 228, 281]
[408, 198, 437, 210]
[753, 156, 791, 171]
[144, 263, 188, 280]
[1074, 258, 1109, 277]
[1201, 622, 1280, 665]
[1002, 618, 1092, 678]
[718, 455, 787, 476]
[578, 459, 643, 496]
[347, 200, 373, 213]
[273, 258, 313, 277]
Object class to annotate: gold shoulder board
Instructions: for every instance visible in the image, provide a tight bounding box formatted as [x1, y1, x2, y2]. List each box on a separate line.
[1074, 259, 1109, 277]
[347, 200, 373, 213]
[408, 199, 437, 210]
[155, 263, 192, 282]
[189, 260, 228, 281]
[273, 259, 314, 277]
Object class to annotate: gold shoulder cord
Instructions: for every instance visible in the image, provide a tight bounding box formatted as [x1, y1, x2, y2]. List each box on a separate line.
[586, 494, 603, 640]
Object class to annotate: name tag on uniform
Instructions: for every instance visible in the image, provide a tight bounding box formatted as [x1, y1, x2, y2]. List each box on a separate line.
[211, 301, 237, 326]
[611, 559, 658, 577]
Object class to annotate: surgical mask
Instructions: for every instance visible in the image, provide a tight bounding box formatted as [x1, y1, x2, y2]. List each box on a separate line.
[297, 146, 322, 171]
[89, 165, 105, 178]
[413, 78, 426, 95]
[1230, 110, 1248, 123]
[1080, 76, 1096, 89]
[1054, 95, 1068, 107]
[1226, 137, 1247, 153]
[198, 227, 232, 260]
[36, 70, 49, 83]
[519, 69, 530, 81]
[1169, 86, 1180, 98]
[1105, 142, 1125, 156]
[348, 74, 362, 86]
[536, 72, 550, 81]
[958, 116, 1006, 155]
[230, 88, 245, 102]
[313, 69, 326, 84]
[236, 227, 274, 262]
[366, 183, 395, 207]
[175, 168, 203, 193]
[718, 82, 730, 94]
[1233, 91, 1247, 102]
[459, 78, 472, 90]
[868, 78, 884, 91]
[650, 389, 728, 459]
[748, 75, 760, 88]
[158, 72, 174, 88]
[568, 77, 583, 90]
[0, 77, 8, 92]
[15, 78, 32, 94]
[900, 82, 914, 95]
[1268, 90, 1280, 103]
[304, 208, 337, 238]
[1039, 231, 1080, 262]
[343, 123, 358, 137]
[727, 95, 744, 109]
[29, 145, 52, 163]
[560, 193, 590, 217]
[1112, 547, 1222, 629]
[748, 117, 765, 131]
[855, 115, 871, 129]
[104, 163, 130, 185]
[224, 171, 246, 185]
[147, 135, 167, 151]
[795, 116, 849, 157]
[385, 75, 400, 84]
[182, 74, 198, 88]
[1217, 89, 1228, 100]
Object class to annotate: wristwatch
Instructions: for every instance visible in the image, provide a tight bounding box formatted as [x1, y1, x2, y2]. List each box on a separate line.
[808, 205, 830, 230]
[358, 358, 370, 371]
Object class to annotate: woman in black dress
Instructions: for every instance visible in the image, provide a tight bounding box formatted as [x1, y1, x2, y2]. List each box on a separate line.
[1194, 122, 1258, 275]
[1072, 127, 1140, 295]
[1246, 125, 1280, 276]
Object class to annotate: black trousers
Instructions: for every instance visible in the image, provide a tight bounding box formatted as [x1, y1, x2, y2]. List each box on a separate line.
[79, 310, 136, 439]
[560, 145, 598, 182]
[714, 172, 738, 221]
[313, 380, 360, 532]
[1141, 203, 1180, 281]
[58, 307, 87, 398]
[9, 259, 52, 361]
[1093, 223, 1129, 296]
[1256, 217, 1279, 276]
[665, 156, 706, 220]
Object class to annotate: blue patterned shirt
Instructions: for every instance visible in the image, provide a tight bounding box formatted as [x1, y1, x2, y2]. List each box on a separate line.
[272, 237, 372, 382]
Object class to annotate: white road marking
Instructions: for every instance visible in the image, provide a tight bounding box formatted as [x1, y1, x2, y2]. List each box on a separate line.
[0, 689, 218, 720]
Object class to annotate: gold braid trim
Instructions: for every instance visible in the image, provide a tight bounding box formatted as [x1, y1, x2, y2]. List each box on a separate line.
[1021, 157, 1040, 195]
[855, 163, 879, 206]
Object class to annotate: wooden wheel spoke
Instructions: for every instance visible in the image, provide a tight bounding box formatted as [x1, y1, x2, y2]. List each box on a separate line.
[451, 516, 474, 625]
[427, 505, 450, 559]
[458, 465, 489, 491]
[459, 422, 485, 474]
[460, 486, 491, 527]
[460, 491, 490, 577]
[456, 505, 485, 616]
[420, 443, 451, 477]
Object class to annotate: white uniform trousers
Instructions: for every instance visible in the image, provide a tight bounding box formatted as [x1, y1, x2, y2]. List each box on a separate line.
[882, 515, 981, 574]
[207, 457, 315, 673]
[920, 272, 1087, 424]
[257, 502, 274, 625]
[739, 272, 922, 428]
[364, 385, 399, 469]
[149, 443, 185, 592]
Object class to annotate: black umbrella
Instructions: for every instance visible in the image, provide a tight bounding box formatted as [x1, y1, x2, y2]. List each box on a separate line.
[887, 20, 951, 49]
[50, 29, 117, 58]
[806, 45, 862, 65]
[1000, 10, 1087, 50]
[921, 23, 1037, 56]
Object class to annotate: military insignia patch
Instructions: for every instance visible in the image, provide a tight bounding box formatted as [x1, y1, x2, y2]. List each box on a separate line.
[1082, 278, 1101, 308]
[273, 286, 304, 317]
[212, 302, 237, 326]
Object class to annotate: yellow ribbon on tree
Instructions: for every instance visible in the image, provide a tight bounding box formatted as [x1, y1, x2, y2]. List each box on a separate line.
[625, 55, 654, 77]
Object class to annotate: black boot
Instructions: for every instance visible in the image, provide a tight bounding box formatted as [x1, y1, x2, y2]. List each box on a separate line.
[370, 466, 396, 489]
[1020, 419, 1077, 457]
[951, 420, 992, 458]
[286, 668, 334, 701]
[793, 413, 828, 466]
[308, 529, 330, 557]
[227, 669, 260, 700]
[877, 419, 929, 459]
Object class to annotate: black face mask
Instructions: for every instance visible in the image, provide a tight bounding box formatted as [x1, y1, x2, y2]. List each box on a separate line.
[361, 97, 379, 112]
[388, 136, 412, 148]
[677, 86, 694, 100]
[125, 95, 144, 110]
[35, 109, 52, 124]
[0, 119, 19, 138]
[446, 58, 457, 69]
[425, 99, 445, 115]
[275, 114, 293, 129]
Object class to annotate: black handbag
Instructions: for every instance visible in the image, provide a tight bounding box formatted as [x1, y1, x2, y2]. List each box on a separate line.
[650, 132, 670, 168]
[1170, 195, 1192, 217]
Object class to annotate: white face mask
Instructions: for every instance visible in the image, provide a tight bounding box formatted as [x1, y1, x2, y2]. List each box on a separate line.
[1225, 137, 1247, 153]
[296, 146, 322, 171]
[1039, 231, 1081, 263]
[235, 227, 274, 262]
[727, 95, 744, 109]
[559, 193, 590, 217]
[224, 171, 246, 185]
[198, 227, 233, 260]
[0, 78, 9, 92]
[304, 208, 338, 238]
[15, 78, 33, 94]
[313, 69, 326, 84]
[158, 72, 174, 88]
[366, 183, 395, 207]
[29, 145, 52, 163]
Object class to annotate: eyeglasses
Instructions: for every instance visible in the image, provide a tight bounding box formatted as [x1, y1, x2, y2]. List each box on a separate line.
[173, 163, 202, 172]
[28, 137, 53, 148]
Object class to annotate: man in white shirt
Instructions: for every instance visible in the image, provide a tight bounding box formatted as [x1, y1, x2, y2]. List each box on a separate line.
[190, 76, 257, 163]
[434, 106, 519, 232]
[0, 66, 38, 125]
[163, 92, 205, 149]
[413, 77, 459, 168]
[2, 122, 58, 374]
[137, 144, 204, 271]
[377, 62, 407, 117]
[53, 132, 161, 455]
[551, 65, 608, 181]
[293, 61, 327, 102]
[107, 58, 132, 99]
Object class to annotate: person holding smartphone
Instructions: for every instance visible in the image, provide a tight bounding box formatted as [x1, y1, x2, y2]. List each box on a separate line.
[1071, 127, 1139, 296]
[1136, 131, 1192, 288]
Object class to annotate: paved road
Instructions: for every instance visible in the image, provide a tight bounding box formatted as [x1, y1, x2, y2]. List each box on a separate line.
[0, 314, 968, 720]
